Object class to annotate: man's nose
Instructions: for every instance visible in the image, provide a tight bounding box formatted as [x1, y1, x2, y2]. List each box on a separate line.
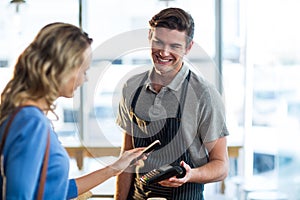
[159, 46, 171, 57]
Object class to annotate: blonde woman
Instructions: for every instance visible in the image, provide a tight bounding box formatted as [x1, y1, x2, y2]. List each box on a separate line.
[0, 22, 144, 199]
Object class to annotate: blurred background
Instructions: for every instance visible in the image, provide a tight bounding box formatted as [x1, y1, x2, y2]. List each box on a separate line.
[1, 0, 300, 199]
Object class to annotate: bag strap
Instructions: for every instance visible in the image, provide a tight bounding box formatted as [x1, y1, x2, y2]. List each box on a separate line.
[36, 130, 50, 200]
[0, 106, 24, 154]
[0, 106, 50, 200]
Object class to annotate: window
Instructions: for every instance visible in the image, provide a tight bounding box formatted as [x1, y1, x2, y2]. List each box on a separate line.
[81, 0, 216, 148]
[222, 0, 300, 198]
[2, 0, 299, 197]
[0, 0, 80, 144]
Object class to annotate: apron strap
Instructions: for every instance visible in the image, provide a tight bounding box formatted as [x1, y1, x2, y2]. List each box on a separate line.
[130, 70, 191, 118]
[176, 70, 191, 118]
[130, 72, 149, 113]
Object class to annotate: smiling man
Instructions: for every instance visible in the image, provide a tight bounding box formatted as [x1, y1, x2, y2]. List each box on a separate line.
[115, 7, 229, 200]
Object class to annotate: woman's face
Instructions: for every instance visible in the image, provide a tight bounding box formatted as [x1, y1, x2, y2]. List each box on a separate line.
[59, 46, 92, 98]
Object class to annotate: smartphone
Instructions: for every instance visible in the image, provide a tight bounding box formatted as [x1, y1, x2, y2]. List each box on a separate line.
[130, 140, 161, 166]
[139, 164, 186, 184]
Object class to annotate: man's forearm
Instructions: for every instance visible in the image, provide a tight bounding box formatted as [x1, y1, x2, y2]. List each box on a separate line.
[189, 159, 229, 184]
[189, 137, 229, 183]
[115, 171, 133, 200]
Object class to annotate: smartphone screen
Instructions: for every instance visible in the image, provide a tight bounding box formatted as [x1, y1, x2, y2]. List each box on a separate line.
[130, 140, 161, 165]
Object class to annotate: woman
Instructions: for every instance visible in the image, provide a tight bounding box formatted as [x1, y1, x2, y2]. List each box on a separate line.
[0, 22, 144, 199]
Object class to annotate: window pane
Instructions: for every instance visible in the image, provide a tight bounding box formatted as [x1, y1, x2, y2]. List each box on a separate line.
[0, 0, 80, 145]
[83, 0, 216, 148]
[250, 1, 300, 197]
[222, 0, 300, 198]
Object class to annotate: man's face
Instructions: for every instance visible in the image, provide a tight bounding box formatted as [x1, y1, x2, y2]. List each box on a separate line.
[149, 27, 193, 76]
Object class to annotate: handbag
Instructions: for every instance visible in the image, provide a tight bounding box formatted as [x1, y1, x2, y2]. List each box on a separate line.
[0, 106, 50, 200]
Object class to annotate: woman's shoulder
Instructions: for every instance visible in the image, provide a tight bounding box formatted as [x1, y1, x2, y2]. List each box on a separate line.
[17, 106, 46, 119]
[0, 106, 49, 150]
[13, 106, 49, 131]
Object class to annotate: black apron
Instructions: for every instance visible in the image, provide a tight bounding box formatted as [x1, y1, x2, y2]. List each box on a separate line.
[128, 70, 204, 200]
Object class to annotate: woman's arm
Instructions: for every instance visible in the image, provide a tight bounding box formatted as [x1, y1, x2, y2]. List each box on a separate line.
[74, 144, 143, 196]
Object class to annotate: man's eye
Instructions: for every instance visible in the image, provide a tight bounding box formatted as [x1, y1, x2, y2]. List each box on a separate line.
[171, 45, 181, 49]
[153, 40, 162, 45]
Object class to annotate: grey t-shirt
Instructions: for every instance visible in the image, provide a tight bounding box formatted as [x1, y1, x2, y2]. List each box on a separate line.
[116, 64, 229, 167]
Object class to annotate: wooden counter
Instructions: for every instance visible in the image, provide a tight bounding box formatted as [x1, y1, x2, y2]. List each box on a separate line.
[65, 146, 120, 170]
[65, 145, 242, 172]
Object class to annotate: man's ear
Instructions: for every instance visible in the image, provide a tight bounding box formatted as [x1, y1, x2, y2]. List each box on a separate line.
[148, 29, 153, 41]
[185, 40, 194, 55]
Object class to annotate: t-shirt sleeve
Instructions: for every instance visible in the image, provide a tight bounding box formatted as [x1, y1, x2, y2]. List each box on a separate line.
[116, 83, 132, 133]
[198, 85, 229, 143]
[66, 179, 78, 199]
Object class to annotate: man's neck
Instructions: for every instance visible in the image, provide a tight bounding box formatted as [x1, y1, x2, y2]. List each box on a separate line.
[150, 63, 183, 92]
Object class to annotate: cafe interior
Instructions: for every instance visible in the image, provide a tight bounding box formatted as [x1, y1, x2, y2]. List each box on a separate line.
[0, 0, 300, 199]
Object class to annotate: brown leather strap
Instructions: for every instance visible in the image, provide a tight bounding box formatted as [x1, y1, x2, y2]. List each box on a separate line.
[0, 106, 50, 199]
[0, 106, 24, 154]
[0, 106, 24, 200]
[37, 131, 50, 200]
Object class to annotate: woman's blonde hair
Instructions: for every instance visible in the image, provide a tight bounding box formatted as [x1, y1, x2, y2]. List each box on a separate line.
[0, 22, 92, 124]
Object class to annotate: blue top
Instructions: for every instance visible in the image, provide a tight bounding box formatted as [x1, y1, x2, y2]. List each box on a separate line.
[0, 106, 78, 199]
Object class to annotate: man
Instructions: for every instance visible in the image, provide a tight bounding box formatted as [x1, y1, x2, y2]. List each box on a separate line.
[115, 7, 229, 200]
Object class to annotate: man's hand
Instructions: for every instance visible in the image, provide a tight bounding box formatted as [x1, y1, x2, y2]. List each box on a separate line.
[158, 161, 191, 187]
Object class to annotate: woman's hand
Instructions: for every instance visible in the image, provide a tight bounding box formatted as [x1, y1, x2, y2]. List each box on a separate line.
[110, 148, 146, 175]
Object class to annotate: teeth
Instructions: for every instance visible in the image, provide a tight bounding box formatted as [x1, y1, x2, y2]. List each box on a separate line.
[158, 58, 170, 62]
